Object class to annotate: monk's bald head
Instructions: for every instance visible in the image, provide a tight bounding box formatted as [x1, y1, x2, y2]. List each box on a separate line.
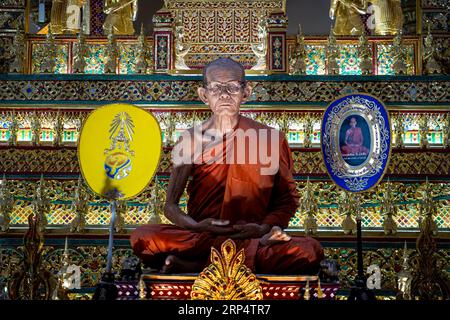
[202, 58, 246, 87]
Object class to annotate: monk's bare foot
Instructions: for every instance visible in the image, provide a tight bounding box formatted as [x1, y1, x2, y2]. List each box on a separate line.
[161, 255, 203, 274]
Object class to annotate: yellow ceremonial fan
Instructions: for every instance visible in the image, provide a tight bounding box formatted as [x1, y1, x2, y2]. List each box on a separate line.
[78, 103, 162, 200]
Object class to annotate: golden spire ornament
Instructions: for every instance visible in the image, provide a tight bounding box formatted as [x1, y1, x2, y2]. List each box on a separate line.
[289, 24, 307, 75]
[419, 114, 429, 149]
[147, 176, 163, 224]
[358, 31, 372, 75]
[30, 112, 42, 147]
[0, 174, 14, 232]
[251, 14, 268, 71]
[303, 115, 313, 148]
[326, 26, 339, 75]
[380, 179, 398, 235]
[173, 14, 191, 70]
[9, 27, 26, 73]
[8, 112, 19, 146]
[73, 32, 88, 74]
[191, 239, 263, 300]
[423, 22, 442, 75]
[392, 30, 408, 75]
[31, 175, 51, 233]
[300, 177, 318, 235]
[135, 24, 149, 74]
[396, 241, 412, 300]
[339, 191, 359, 235]
[104, 29, 118, 74]
[42, 24, 57, 73]
[70, 176, 89, 233]
[394, 113, 405, 149]
[52, 112, 64, 147]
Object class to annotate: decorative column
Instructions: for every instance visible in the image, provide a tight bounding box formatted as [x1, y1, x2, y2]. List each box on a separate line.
[152, 4, 174, 73]
[267, 11, 288, 73]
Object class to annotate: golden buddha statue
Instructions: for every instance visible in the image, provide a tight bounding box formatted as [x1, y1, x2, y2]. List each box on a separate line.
[103, 0, 138, 35]
[369, 0, 403, 35]
[50, 0, 87, 34]
[329, 0, 367, 35]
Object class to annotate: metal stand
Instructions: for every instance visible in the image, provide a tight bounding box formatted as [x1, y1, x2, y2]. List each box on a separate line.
[93, 198, 119, 300]
[348, 216, 376, 301]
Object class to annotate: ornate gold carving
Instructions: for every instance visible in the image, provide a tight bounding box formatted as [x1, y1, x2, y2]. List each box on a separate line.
[251, 15, 268, 71]
[418, 114, 429, 149]
[392, 31, 408, 75]
[380, 180, 398, 235]
[411, 180, 450, 300]
[191, 239, 263, 300]
[30, 112, 42, 147]
[423, 23, 442, 75]
[299, 177, 318, 235]
[135, 24, 149, 74]
[393, 113, 404, 149]
[289, 24, 306, 75]
[104, 31, 118, 74]
[147, 177, 163, 224]
[114, 200, 126, 233]
[443, 113, 450, 149]
[326, 27, 339, 75]
[8, 113, 18, 147]
[396, 242, 412, 300]
[174, 14, 191, 71]
[8, 212, 56, 299]
[53, 112, 64, 147]
[73, 32, 87, 74]
[31, 176, 51, 233]
[70, 176, 89, 233]
[41, 25, 57, 73]
[339, 191, 358, 235]
[358, 31, 372, 75]
[9, 27, 25, 73]
[0, 175, 14, 232]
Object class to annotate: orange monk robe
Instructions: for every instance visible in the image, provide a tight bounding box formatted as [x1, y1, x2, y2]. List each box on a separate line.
[131, 116, 324, 274]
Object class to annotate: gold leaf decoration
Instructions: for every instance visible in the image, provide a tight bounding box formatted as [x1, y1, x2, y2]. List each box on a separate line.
[191, 239, 263, 300]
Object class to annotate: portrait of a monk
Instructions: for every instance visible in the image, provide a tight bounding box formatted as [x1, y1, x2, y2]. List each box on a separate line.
[340, 116, 369, 156]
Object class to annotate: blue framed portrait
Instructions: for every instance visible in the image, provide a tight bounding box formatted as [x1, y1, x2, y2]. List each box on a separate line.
[321, 94, 391, 193]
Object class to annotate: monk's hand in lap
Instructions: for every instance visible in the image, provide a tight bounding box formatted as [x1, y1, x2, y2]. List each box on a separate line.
[229, 223, 270, 240]
[259, 226, 291, 246]
[192, 218, 235, 234]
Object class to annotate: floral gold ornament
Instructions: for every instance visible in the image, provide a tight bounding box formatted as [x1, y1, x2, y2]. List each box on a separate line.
[423, 22, 442, 75]
[418, 114, 429, 149]
[191, 239, 263, 300]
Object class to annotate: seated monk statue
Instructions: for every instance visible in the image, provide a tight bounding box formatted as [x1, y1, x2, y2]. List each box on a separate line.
[130, 58, 324, 274]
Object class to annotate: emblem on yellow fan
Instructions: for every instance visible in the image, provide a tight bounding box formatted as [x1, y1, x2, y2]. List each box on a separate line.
[104, 112, 135, 180]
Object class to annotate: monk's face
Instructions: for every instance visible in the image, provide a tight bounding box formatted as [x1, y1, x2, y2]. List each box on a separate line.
[350, 117, 357, 128]
[198, 66, 251, 118]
